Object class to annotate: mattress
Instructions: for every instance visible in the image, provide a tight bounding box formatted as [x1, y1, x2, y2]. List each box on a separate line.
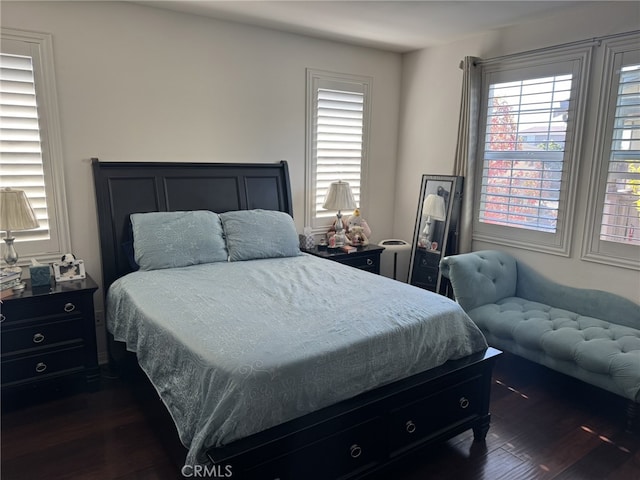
[106, 253, 487, 465]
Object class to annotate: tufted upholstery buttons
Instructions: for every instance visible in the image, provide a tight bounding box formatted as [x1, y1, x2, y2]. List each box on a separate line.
[470, 295, 640, 401]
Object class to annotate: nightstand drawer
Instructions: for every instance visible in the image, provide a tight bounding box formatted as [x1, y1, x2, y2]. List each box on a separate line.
[1, 345, 85, 386]
[0, 294, 87, 324]
[1, 317, 84, 355]
[303, 245, 384, 275]
[336, 254, 379, 272]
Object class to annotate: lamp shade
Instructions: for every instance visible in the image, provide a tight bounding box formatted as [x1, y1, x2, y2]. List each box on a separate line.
[0, 188, 40, 233]
[423, 194, 446, 221]
[323, 181, 357, 211]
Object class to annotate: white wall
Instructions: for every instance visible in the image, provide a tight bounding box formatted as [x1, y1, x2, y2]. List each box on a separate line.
[395, 2, 640, 302]
[1, 2, 401, 283]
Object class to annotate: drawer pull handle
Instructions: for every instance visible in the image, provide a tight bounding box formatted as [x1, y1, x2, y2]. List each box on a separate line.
[64, 303, 76, 313]
[406, 420, 417, 434]
[350, 444, 362, 459]
[366, 258, 373, 266]
[0, 314, 5, 323]
[35, 362, 47, 373]
[459, 397, 470, 409]
[33, 333, 45, 344]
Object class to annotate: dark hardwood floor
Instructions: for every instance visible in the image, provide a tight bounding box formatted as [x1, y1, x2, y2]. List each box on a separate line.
[2, 353, 638, 479]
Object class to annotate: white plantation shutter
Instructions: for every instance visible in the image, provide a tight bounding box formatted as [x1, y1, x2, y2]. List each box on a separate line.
[473, 47, 589, 255]
[306, 70, 370, 230]
[1, 52, 50, 242]
[0, 30, 70, 264]
[314, 88, 363, 219]
[584, 33, 640, 269]
[599, 63, 640, 245]
[479, 74, 572, 234]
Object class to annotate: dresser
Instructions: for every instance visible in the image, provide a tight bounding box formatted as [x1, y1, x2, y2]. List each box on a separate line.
[302, 244, 385, 274]
[1, 275, 99, 397]
[410, 247, 441, 292]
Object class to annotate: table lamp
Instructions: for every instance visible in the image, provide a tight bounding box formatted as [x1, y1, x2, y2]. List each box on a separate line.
[422, 194, 446, 245]
[0, 188, 40, 274]
[323, 180, 356, 247]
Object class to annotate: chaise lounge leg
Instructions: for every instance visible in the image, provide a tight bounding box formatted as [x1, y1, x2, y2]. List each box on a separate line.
[626, 400, 639, 433]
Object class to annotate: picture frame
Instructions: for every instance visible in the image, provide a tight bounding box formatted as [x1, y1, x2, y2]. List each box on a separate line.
[53, 259, 86, 282]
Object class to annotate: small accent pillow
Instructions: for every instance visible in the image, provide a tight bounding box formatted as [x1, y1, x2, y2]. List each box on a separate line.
[220, 209, 301, 261]
[131, 210, 227, 270]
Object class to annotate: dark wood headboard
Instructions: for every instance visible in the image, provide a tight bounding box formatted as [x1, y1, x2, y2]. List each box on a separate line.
[92, 159, 293, 291]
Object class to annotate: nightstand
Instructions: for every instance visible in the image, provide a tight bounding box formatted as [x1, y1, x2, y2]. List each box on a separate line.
[303, 244, 385, 274]
[1, 274, 100, 399]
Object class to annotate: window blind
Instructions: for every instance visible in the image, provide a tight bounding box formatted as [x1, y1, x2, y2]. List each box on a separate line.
[600, 63, 640, 245]
[0, 52, 50, 242]
[479, 74, 572, 233]
[314, 88, 363, 219]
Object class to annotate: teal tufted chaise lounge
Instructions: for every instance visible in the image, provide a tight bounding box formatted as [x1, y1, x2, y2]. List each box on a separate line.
[440, 250, 640, 429]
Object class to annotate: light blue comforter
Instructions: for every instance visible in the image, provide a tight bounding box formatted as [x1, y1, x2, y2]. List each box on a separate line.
[107, 254, 487, 465]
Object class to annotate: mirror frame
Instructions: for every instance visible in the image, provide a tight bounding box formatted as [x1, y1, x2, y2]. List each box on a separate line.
[408, 175, 463, 295]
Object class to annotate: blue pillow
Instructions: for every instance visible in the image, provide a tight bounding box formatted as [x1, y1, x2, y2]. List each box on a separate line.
[131, 211, 227, 270]
[220, 209, 301, 261]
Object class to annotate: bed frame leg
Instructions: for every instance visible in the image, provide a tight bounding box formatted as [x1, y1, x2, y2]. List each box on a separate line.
[625, 400, 639, 433]
[472, 413, 491, 442]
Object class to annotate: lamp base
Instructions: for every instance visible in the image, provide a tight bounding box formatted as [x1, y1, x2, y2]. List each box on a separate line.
[3, 236, 21, 274]
[332, 210, 348, 247]
[333, 231, 347, 247]
[2, 265, 22, 275]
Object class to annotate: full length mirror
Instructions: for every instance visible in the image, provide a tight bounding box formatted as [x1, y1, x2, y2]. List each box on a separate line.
[408, 175, 463, 296]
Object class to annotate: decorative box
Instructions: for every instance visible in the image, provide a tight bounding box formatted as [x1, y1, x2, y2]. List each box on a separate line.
[299, 234, 315, 250]
[29, 264, 51, 287]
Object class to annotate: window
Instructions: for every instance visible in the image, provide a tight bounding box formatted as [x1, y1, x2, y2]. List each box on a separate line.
[473, 46, 591, 255]
[583, 33, 640, 269]
[305, 69, 371, 232]
[1, 29, 70, 263]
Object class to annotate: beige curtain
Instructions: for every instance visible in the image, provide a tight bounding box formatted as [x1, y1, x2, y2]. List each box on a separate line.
[453, 56, 482, 253]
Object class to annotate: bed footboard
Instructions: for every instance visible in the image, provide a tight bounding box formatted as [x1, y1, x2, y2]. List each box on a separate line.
[208, 347, 501, 479]
[111, 332, 499, 479]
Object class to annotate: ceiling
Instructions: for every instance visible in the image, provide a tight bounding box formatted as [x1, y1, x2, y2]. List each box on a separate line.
[135, 0, 585, 53]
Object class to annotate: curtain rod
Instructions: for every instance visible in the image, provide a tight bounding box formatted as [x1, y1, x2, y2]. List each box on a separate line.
[459, 29, 639, 69]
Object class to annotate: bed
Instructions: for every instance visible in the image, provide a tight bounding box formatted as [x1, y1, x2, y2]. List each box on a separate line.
[92, 159, 500, 479]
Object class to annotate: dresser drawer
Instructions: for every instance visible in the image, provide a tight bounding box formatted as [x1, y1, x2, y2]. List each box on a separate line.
[1, 317, 84, 355]
[388, 376, 482, 455]
[1, 345, 85, 386]
[0, 294, 87, 324]
[244, 417, 384, 480]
